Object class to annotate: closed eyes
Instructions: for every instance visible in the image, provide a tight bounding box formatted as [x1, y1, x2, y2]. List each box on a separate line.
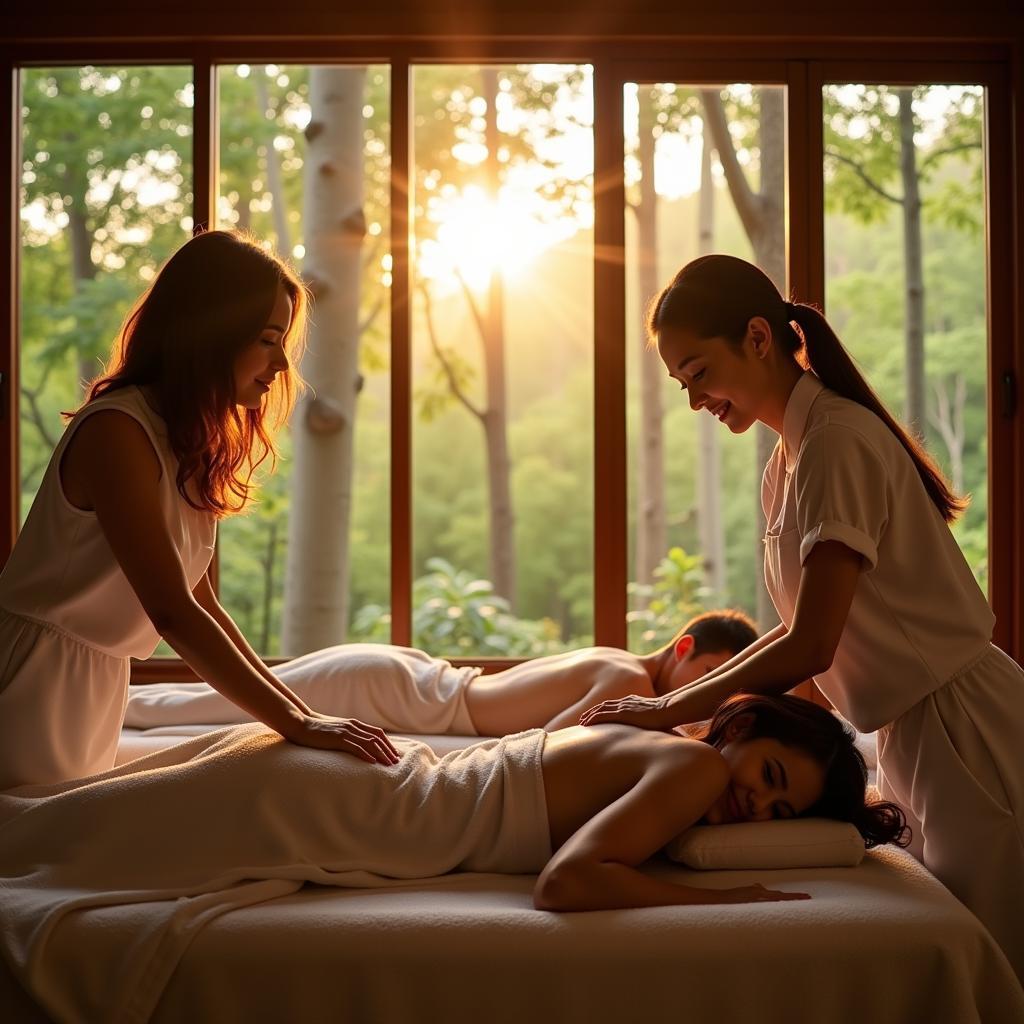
[674, 368, 705, 391]
[764, 760, 795, 819]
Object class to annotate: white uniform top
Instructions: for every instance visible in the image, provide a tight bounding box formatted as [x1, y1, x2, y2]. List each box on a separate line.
[0, 386, 216, 789]
[761, 372, 994, 733]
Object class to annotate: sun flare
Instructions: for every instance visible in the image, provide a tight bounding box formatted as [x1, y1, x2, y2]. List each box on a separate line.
[417, 183, 573, 292]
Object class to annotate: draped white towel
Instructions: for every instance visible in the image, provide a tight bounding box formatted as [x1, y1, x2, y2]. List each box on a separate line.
[0, 724, 550, 1024]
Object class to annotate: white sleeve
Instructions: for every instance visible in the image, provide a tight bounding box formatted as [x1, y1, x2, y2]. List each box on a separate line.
[792, 425, 889, 570]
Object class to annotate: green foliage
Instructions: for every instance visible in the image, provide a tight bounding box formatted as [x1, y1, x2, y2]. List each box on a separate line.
[19, 65, 192, 508]
[351, 557, 567, 656]
[627, 546, 708, 652]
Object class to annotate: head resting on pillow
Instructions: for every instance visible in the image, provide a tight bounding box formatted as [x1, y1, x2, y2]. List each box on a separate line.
[689, 692, 909, 849]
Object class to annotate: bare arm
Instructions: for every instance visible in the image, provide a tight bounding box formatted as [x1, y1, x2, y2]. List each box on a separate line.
[581, 541, 862, 730]
[534, 742, 808, 911]
[192, 572, 314, 717]
[678, 622, 789, 693]
[78, 411, 398, 764]
[660, 542, 861, 722]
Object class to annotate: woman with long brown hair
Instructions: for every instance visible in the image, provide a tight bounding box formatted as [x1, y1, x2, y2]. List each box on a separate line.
[581, 253, 1024, 979]
[0, 230, 398, 791]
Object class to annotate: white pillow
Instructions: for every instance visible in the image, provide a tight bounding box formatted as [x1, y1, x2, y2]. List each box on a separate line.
[665, 818, 865, 870]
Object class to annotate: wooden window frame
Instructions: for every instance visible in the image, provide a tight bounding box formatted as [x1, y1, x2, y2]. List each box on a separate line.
[1, 34, 1020, 682]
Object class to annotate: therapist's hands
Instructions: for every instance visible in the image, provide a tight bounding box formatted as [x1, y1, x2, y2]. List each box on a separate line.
[579, 693, 678, 731]
[288, 713, 402, 765]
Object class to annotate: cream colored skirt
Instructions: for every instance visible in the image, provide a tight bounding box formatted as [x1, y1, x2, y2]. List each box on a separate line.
[877, 643, 1024, 981]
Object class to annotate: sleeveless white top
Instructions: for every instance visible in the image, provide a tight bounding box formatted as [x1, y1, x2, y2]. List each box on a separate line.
[0, 386, 216, 788]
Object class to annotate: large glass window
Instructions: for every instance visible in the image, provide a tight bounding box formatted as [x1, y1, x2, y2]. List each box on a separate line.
[624, 82, 787, 652]
[18, 66, 193, 520]
[410, 64, 595, 656]
[823, 83, 988, 590]
[7, 55, 1010, 674]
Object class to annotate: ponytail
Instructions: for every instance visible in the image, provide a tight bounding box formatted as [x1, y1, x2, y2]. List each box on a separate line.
[789, 303, 966, 523]
[649, 254, 967, 524]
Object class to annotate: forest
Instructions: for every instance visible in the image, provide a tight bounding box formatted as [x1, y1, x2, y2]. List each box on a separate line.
[17, 65, 987, 659]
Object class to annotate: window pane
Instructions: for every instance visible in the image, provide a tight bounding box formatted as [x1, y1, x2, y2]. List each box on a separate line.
[19, 66, 193, 522]
[216, 64, 391, 656]
[411, 64, 594, 657]
[824, 84, 987, 591]
[624, 83, 787, 652]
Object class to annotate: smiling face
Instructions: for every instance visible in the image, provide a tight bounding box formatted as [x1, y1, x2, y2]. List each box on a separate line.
[233, 282, 294, 410]
[702, 735, 826, 825]
[657, 321, 772, 434]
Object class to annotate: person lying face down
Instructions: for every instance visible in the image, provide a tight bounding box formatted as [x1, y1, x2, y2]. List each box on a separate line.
[4, 692, 908, 963]
[537, 691, 908, 910]
[123, 609, 760, 736]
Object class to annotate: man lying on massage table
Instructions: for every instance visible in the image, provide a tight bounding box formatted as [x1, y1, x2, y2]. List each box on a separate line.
[124, 609, 758, 736]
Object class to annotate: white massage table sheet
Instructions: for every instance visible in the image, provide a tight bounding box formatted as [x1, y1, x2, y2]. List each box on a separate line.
[6, 728, 1020, 1023]
[59, 847, 1023, 1024]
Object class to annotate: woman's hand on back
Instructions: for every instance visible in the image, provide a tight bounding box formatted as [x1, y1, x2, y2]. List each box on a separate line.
[289, 714, 402, 765]
[579, 693, 677, 731]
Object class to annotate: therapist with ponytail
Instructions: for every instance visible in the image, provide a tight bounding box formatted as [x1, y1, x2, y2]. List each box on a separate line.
[582, 253, 1024, 980]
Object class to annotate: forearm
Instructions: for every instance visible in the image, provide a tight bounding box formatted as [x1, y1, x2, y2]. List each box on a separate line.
[663, 631, 823, 725]
[678, 621, 788, 693]
[201, 598, 314, 716]
[535, 860, 743, 911]
[158, 602, 305, 737]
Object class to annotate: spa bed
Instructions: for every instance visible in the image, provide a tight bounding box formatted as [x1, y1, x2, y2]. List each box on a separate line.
[2, 723, 1022, 1024]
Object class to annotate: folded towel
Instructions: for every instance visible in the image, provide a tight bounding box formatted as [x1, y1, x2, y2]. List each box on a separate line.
[0, 725, 549, 1024]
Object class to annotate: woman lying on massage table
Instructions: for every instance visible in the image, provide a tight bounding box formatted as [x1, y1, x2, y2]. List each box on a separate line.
[0, 693, 907, 919]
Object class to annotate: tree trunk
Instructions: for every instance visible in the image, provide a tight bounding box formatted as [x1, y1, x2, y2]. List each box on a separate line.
[255, 70, 293, 256]
[928, 374, 966, 493]
[64, 165, 98, 391]
[750, 88, 786, 631]
[696, 136, 726, 601]
[635, 89, 667, 586]
[700, 86, 784, 630]
[898, 87, 925, 435]
[479, 67, 516, 605]
[282, 66, 366, 654]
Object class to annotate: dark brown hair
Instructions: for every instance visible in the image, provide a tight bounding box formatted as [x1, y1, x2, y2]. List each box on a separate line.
[648, 254, 966, 523]
[690, 692, 909, 849]
[674, 608, 759, 658]
[72, 230, 307, 517]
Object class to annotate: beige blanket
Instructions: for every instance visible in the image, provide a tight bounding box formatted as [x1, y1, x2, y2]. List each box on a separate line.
[0, 724, 549, 1024]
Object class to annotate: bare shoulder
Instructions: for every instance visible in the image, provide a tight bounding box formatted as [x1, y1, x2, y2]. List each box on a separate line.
[66, 409, 161, 476]
[62, 409, 162, 511]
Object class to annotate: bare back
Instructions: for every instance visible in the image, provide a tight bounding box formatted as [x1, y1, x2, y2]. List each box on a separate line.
[465, 648, 655, 734]
[540, 724, 720, 850]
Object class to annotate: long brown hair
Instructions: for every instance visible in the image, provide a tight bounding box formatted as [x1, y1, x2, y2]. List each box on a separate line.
[690, 693, 909, 849]
[73, 230, 307, 517]
[648, 254, 966, 523]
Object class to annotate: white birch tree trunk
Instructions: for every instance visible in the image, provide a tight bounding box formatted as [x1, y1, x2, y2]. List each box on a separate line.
[282, 66, 366, 654]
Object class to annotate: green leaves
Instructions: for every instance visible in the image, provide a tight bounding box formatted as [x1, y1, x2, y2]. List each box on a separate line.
[627, 546, 709, 651]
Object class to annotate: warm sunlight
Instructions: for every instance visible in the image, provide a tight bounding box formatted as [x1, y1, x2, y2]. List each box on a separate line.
[417, 182, 576, 291]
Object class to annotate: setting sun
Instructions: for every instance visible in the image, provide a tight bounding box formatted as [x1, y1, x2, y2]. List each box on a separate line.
[417, 183, 577, 291]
